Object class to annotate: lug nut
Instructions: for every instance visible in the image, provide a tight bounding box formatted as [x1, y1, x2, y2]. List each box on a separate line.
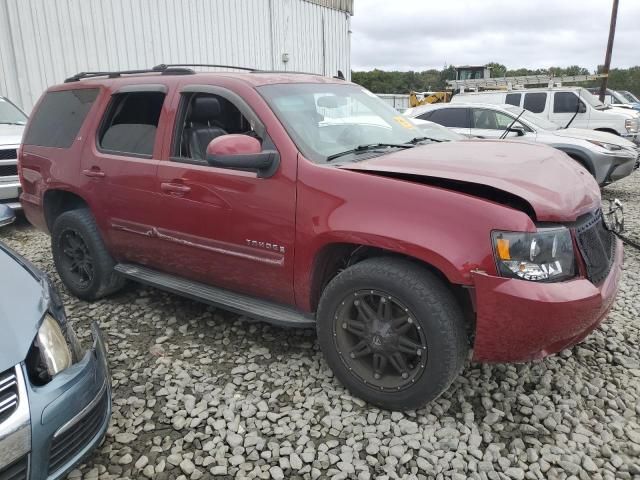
[401, 372, 409, 379]
[407, 318, 413, 324]
[350, 352, 355, 359]
[373, 372, 381, 380]
[342, 323, 347, 329]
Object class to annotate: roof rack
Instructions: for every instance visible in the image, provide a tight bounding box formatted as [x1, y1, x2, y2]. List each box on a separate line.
[154, 63, 258, 72]
[65, 65, 194, 83]
[447, 73, 608, 91]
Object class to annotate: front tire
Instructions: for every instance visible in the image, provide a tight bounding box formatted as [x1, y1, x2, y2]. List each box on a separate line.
[317, 257, 468, 410]
[51, 208, 125, 301]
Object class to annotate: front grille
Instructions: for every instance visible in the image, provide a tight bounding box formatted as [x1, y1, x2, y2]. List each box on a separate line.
[0, 368, 19, 424]
[0, 164, 17, 177]
[0, 455, 28, 480]
[48, 389, 108, 475]
[0, 150, 17, 161]
[576, 209, 616, 284]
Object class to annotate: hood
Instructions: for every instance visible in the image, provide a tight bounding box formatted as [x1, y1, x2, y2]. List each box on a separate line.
[0, 124, 25, 146]
[0, 242, 48, 371]
[550, 128, 638, 149]
[608, 106, 640, 119]
[341, 140, 600, 222]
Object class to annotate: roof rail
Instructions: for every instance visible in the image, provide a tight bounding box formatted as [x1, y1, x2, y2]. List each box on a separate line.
[64, 66, 194, 83]
[153, 63, 258, 72]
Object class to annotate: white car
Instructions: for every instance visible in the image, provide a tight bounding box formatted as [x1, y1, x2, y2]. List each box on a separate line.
[405, 102, 639, 186]
[0, 97, 26, 210]
[450, 87, 640, 145]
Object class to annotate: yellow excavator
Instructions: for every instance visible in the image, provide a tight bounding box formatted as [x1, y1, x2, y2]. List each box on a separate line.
[409, 91, 451, 107]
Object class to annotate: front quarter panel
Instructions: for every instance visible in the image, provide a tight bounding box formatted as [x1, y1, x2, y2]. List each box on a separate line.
[293, 157, 535, 311]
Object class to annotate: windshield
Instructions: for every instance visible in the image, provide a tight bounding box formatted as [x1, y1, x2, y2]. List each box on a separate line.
[412, 119, 465, 141]
[258, 83, 423, 163]
[580, 88, 608, 110]
[501, 105, 560, 131]
[620, 91, 639, 103]
[0, 98, 27, 125]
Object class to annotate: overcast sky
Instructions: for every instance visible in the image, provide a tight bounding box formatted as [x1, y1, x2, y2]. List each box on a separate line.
[351, 0, 640, 72]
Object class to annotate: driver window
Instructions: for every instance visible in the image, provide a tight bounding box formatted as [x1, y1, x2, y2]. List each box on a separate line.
[173, 93, 258, 161]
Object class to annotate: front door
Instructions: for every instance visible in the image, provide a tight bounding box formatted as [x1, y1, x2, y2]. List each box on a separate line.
[469, 108, 531, 139]
[155, 85, 297, 305]
[549, 91, 589, 129]
[81, 85, 171, 267]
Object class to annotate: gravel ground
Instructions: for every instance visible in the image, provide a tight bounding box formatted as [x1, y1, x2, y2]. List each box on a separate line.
[2, 173, 640, 480]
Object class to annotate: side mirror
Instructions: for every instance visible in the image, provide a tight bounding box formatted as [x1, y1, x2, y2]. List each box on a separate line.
[205, 135, 279, 178]
[578, 102, 587, 113]
[508, 126, 526, 136]
[0, 204, 16, 228]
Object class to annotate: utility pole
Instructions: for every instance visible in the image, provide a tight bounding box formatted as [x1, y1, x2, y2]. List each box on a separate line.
[599, 0, 619, 102]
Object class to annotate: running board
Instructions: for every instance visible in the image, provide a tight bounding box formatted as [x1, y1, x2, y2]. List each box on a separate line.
[114, 263, 315, 328]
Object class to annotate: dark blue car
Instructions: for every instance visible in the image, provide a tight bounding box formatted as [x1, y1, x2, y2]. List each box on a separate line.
[0, 206, 111, 479]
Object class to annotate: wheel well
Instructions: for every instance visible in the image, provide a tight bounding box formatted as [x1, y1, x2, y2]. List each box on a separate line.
[43, 190, 89, 231]
[309, 243, 475, 331]
[594, 127, 620, 136]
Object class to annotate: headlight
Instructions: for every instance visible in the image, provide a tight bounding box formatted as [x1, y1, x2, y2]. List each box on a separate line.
[491, 228, 575, 282]
[30, 314, 73, 382]
[625, 118, 639, 134]
[587, 139, 623, 151]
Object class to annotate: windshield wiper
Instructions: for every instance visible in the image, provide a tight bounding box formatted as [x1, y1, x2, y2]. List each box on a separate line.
[326, 143, 413, 162]
[408, 136, 443, 144]
[0, 122, 25, 125]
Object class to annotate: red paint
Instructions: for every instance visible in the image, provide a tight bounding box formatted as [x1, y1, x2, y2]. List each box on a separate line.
[18, 72, 621, 362]
[206, 134, 261, 156]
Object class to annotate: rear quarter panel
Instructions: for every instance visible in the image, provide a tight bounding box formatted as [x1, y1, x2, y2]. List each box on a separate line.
[19, 85, 107, 234]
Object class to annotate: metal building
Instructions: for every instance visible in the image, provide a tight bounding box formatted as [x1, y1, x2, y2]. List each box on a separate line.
[0, 0, 354, 112]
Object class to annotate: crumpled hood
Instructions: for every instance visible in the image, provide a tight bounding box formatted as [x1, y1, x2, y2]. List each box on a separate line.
[0, 242, 48, 371]
[341, 140, 601, 222]
[551, 128, 638, 149]
[0, 124, 25, 146]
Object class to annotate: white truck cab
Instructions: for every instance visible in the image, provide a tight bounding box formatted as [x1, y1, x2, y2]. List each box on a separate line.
[451, 87, 640, 144]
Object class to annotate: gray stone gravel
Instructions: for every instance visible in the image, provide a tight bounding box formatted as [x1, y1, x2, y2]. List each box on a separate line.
[2, 172, 640, 480]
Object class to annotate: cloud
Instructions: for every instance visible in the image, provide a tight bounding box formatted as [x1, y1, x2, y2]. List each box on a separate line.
[351, 0, 640, 71]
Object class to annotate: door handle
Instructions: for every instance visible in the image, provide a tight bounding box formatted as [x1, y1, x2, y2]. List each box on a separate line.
[82, 168, 105, 178]
[161, 182, 191, 194]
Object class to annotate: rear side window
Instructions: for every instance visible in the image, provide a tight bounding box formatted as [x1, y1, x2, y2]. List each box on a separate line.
[24, 89, 99, 148]
[523, 93, 547, 113]
[417, 111, 433, 121]
[553, 92, 585, 113]
[98, 92, 165, 157]
[427, 108, 469, 128]
[505, 93, 521, 106]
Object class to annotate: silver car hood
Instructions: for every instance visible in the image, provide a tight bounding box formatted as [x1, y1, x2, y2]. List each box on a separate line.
[0, 124, 25, 146]
[549, 128, 637, 149]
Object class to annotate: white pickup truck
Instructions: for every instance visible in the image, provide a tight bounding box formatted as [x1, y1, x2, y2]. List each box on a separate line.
[451, 87, 640, 145]
[0, 97, 26, 210]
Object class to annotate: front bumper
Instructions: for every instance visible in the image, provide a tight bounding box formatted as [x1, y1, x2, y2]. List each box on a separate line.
[2, 323, 111, 480]
[0, 178, 21, 210]
[471, 237, 623, 362]
[602, 152, 638, 184]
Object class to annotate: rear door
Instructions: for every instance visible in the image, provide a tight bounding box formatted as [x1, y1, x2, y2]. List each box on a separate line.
[417, 108, 471, 136]
[81, 84, 170, 266]
[522, 92, 549, 119]
[155, 84, 297, 305]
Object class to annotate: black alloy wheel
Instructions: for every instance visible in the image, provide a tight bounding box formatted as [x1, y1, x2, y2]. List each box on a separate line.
[58, 228, 94, 289]
[333, 289, 427, 391]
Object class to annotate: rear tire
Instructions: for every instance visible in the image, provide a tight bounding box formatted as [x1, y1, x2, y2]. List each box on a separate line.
[51, 208, 125, 301]
[317, 257, 468, 411]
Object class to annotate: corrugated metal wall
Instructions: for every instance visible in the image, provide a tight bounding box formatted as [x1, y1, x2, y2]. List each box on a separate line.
[0, 0, 352, 112]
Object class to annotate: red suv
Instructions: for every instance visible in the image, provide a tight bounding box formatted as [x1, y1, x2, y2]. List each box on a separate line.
[19, 65, 623, 410]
